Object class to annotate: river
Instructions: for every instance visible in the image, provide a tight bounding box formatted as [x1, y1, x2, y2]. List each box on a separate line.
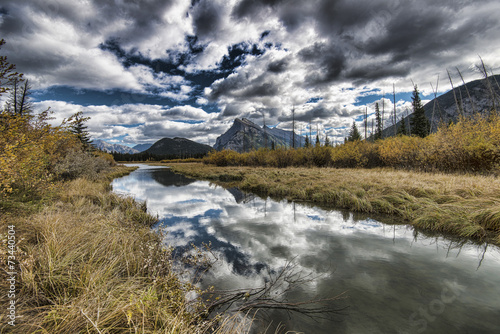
[112, 164, 500, 333]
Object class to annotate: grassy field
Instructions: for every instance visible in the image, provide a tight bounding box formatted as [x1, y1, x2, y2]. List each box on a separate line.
[0, 166, 245, 334]
[166, 163, 500, 245]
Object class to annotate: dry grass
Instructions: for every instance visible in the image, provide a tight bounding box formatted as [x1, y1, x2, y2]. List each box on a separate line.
[167, 163, 500, 245]
[0, 166, 242, 333]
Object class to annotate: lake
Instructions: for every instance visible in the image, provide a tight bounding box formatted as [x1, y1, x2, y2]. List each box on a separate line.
[112, 164, 500, 333]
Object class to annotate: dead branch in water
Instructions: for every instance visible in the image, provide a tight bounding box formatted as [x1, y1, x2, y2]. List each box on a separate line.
[203, 260, 348, 321]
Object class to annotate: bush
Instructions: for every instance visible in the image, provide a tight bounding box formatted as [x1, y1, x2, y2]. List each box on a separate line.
[53, 149, 112, 181]
[203, 149, 243, 166]
[0, 111, 81, 196]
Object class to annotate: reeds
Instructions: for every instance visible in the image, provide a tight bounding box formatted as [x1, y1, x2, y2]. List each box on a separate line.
[0, 167, 237, 333]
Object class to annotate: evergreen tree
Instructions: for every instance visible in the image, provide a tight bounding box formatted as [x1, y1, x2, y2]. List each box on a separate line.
[0, 39, 23, 97]
[397, 116, 407, 136]
[68, 111, 92, 149]
[304, 135, 310, 148]
[410, 85, 430, 138]
[374, 102, 382, 140]
[315, 133, 320, 147]
[324, 135, 330, 147]
[347, 121, 362, 142]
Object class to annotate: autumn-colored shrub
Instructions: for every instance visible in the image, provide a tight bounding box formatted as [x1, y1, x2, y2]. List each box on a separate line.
[204, 149, 243, 166]
[0, 111, 81, 196]
[428, 115, 500, 173]
[330, 141, 368, 168]
[311, 146, 332, 167]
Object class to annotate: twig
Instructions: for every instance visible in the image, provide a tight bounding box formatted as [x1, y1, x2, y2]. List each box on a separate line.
[81, 310, 102, 334]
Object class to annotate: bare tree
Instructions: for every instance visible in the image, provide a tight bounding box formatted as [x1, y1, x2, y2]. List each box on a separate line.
[447, 69, 463, 117]
[456, 67, 476, 115]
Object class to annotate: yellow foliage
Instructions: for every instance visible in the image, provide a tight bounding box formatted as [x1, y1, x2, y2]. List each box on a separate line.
[0, 111, 81, 197]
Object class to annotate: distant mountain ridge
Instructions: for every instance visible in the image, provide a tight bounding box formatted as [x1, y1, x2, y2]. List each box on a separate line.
[146, 137, 213, 157]
[214, 118, 305, 152]
[91, 139, 139, 154]
[383, 75, 500, 137]
[132, 143, 153, 152]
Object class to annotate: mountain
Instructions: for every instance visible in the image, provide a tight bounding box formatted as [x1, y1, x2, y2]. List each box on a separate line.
[146, 137, 213, 157]
[132, 143, 153, 152]
[91, 139, 139, 154]
[214, 118, 305, 152]
[382, 75, 500, 137]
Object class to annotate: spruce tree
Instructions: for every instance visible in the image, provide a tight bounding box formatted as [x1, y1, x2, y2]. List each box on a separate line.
[374, 102, 382, 140]
[347, 121, 362, 142]
[304, 135, 310, 148]
[397, 116, 407, 136]
[324, 135, 330, 147]
[315, 133, 320, 147]
[68, 111, 92, 149]
[410, 85, 430, 138]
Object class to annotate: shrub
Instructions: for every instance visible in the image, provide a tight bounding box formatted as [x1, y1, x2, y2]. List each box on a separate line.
[204, 149, 243, 166]
[0, 111, 81, 196]
[53, 149, 111, 181]
[312, 146, 332, 167]
[330, 141, 367, 168]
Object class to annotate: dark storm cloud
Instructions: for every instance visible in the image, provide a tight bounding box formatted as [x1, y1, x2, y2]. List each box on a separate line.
[267, 57, 289, 73]
[298, 42, 346, 85]
[191, 0, 224, 40]
[345, 62, 411, 84]
[277, 104, 341, 123]
[208, 69, 283, 103]
[238, 81, 280, 98]
[219, 103, 243, 118]
[232, 0, 286, 19]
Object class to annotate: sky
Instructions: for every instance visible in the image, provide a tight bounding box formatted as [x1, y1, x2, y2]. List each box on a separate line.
[1, 0, 499, 147]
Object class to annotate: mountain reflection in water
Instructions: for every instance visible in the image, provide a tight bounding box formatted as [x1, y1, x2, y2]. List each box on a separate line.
[112, 165, 500, 334]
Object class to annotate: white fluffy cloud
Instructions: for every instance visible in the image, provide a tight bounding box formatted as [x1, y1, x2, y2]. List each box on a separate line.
[33, 100, 225, 144]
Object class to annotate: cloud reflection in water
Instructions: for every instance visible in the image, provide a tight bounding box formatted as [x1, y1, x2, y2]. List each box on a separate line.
[112, 165, 500, 334]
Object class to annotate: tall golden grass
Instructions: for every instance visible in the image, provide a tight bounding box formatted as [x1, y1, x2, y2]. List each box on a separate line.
[0, 167, 250, 333]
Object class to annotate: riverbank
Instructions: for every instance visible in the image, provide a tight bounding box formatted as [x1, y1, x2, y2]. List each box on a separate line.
[0, 166, 237, 333]
[166, 163, 500, 246]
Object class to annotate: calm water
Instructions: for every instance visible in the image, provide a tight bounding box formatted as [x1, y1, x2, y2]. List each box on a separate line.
[112, 165, 500, 333]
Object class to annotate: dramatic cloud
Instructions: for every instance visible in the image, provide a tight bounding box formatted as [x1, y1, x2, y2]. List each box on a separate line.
[1, 0, 499, 145]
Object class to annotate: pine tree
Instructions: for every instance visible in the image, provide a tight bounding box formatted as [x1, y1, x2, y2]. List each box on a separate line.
[347, 121, 362, 142]
[315, 133, 320, 147]
[374, 102, 382, 140]
[324, 135, 330, 147]
[410, 85, 430, 138]
[397, 116, 407, 136]
[0, 39, 23, 97]
[68, 111, 92, 149]
[304, 135, 310, 148]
